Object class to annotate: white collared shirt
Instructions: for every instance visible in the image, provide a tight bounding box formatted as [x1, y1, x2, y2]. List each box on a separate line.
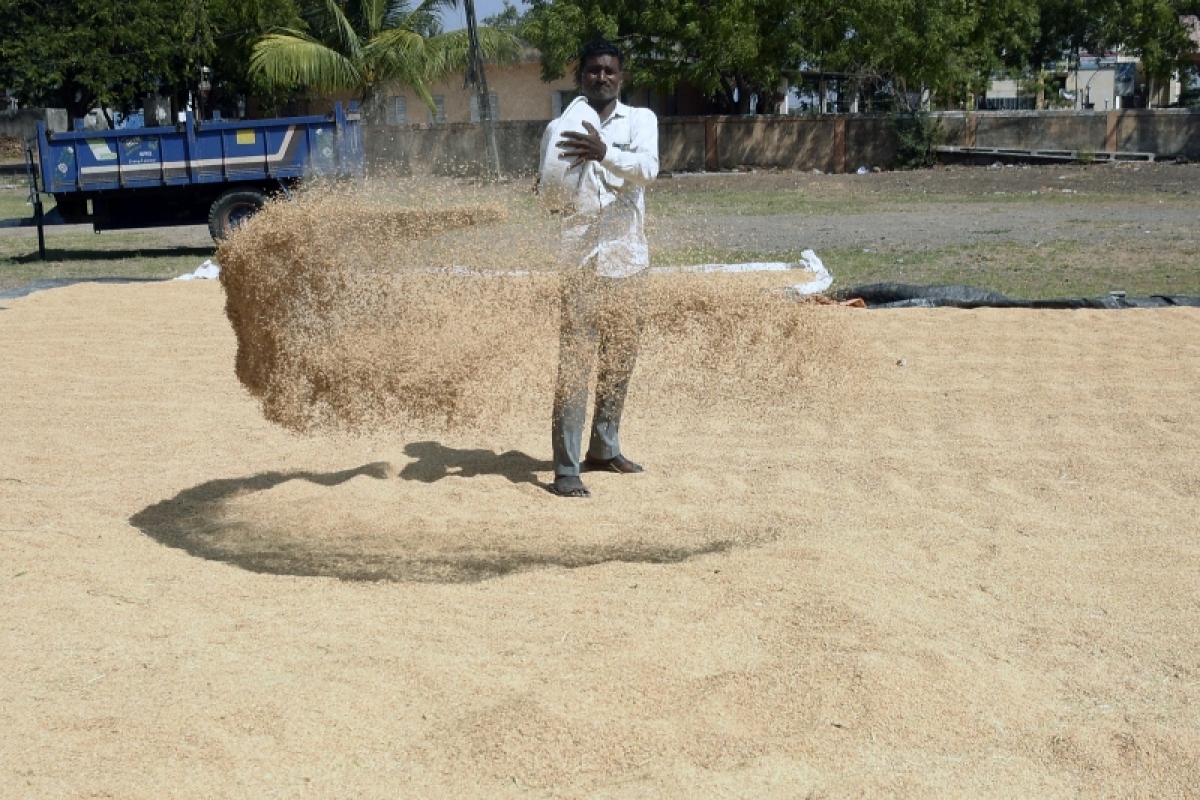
[540, 98, 659, 278]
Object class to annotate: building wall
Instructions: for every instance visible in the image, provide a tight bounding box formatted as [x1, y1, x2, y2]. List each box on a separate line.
[368, 120, 549, 176]
[379, 61, 576, 124]
[1073, 68, 1118, 109]
[986, 58, 1180, 112]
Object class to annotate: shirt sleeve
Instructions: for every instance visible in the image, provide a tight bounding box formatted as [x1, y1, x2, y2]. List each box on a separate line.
[599, 108, 659, 185]
[538, 119, 556, 175]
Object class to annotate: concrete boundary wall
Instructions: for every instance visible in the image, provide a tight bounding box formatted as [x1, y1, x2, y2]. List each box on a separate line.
[365, 109, 1200, 177]
[940, 109, 1200, 158]
[0, 108, 68, 142]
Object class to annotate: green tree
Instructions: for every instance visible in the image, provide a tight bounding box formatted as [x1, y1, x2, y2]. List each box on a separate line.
[1008, 0, 1193, 106]
[207, 0, 306, 113]
[813, 0, 1044, 110]
[523, 0, 1194, 113]
[249, 0, 522, 117]
[525, 0, 806, 113]
[522, 0, 1036, 112]
[0, 0, 205, 123]
[482, 0, 530, 33]
[1116, 0, 1195, 81]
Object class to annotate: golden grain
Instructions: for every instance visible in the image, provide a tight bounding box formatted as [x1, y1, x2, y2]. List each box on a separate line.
[218, 180, 845, 435]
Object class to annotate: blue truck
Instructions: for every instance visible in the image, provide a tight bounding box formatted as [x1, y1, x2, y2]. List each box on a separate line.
[24, 102, 364, 252]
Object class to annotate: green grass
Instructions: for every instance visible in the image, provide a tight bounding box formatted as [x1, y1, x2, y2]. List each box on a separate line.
[648, 189, 870, 217]
[820, 238, 1200, 299]
[652, 246, 804, 268]
[652, 237, 1200, 300]
[0, 184, 51, 221]
[0, 187, 214, 292]
[3, 181, 1198, 300]
[0, 229, 214, 292]
[645, 186, 1182, 218]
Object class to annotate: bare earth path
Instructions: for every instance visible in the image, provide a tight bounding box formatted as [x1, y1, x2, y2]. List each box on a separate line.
[649, 162, 1200, 254]
[2, 281, 1198, 797]
[657, 203, 1200, 251]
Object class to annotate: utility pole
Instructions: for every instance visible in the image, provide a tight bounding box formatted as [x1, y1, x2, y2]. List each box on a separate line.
[463, 0, 502, 178]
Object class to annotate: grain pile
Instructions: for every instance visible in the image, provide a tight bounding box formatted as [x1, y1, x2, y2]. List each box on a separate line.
[218, 182, 842, 435]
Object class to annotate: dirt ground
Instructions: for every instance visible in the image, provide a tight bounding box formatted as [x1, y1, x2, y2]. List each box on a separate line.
[5, 162, 1200, 299]
[650, 162, 1200, 256]
[2, 278, 1198, 797]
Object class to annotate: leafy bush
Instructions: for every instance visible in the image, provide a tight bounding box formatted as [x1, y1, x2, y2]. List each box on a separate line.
[892, 112, 943, 170]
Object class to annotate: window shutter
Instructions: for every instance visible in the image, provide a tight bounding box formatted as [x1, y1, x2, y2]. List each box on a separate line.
[387, 96, 407, 126]
[470, 92, 500, 122]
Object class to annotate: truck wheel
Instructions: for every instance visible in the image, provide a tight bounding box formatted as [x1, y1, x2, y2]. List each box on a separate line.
[208, 189, 268, 242]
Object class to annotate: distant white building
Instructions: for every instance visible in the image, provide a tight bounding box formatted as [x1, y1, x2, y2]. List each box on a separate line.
[984, 15, 1200, 111]
[984, 53, 1180, 111]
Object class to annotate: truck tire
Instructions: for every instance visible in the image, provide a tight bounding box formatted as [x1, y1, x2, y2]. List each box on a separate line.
[208, 189, 268, 242]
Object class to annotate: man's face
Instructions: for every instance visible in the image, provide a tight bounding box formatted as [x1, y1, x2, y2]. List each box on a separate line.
[580, 54, 622, 105]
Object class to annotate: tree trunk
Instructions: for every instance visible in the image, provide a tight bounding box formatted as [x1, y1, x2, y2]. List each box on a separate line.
[63, 78, 94, 129]
[360, 86, 385, 125]
[735, 76, 752, 115]
[717, 75, 737, 114]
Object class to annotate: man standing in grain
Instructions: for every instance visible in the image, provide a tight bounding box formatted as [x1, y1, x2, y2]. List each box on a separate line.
[541, 39, 659, 498]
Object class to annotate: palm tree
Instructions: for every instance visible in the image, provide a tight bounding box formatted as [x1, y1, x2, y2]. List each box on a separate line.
[250, 0, 521, 117]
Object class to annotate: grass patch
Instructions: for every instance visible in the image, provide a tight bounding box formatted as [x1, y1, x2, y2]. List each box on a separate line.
[0, 186, 213, 292]
[0, 185, 53, 221]
[651, 238, 1200, 299]
[648, 189, 869, 217]
[821, 238, 1200, 299]
[652, 245, 801, 268]
[3, 179, 1199, 300]
[646, 185, 1185, 218]
[0, 228, 213, 293]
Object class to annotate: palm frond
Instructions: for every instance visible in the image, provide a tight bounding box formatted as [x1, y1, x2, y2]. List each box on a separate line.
[251, 32, 365, 93]
[309, 0, 363, 60]
[361, 0, 392, 39]
[363, 26, 431, 74]
[392, 0, 455, 37]
[423, 27, 522, 79]
[364, 29, 440, 112]
[403, 0, 458, 26]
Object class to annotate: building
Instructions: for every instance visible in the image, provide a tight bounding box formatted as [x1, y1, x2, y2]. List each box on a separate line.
[982, 15, 1200, 111]
[377, 48, 576, 124]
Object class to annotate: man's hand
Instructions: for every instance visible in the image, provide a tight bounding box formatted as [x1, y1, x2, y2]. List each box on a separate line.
[558, 121, 607, 169]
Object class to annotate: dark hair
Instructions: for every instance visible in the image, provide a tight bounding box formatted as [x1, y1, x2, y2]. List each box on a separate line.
[574, 39, 623, 83]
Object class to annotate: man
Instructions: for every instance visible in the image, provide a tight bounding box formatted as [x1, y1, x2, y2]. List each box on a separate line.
[540, 39, 659, 498]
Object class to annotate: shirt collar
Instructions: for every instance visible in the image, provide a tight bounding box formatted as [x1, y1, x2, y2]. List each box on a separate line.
[607, 101, 630, 120]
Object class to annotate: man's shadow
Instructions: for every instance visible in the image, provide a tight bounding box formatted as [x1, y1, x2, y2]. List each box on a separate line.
[398, 441, 553, 489]
[129, 450, 751, 584]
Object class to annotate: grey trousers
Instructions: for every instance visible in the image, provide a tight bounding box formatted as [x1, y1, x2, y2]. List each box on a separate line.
[552, 270, 644, 477]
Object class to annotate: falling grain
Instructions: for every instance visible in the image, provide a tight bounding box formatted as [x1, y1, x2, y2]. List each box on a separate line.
[218, 180, 846, 435]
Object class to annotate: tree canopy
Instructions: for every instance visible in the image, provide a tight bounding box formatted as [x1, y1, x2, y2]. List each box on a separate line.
[0, 0, 206, 122]
[249, 0, 522, 114]
[0, 0, 520, 122]
[0, 0, 1195, 120]
[524, 0, 1198, 111]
